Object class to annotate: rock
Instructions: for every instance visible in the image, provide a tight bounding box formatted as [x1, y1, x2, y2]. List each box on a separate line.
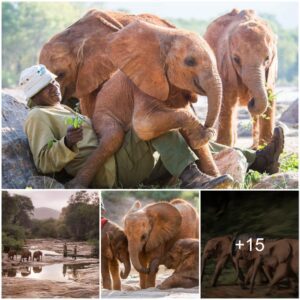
[26, 175, 65, 189]
[213, 148, 248, 186]
[253, 172, 298, 189]
[2, 92, 64, 188]
[2, 92, 38, 188]
[279, 99, 298, 125]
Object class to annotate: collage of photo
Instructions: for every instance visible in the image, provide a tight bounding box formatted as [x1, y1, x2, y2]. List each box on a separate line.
[1, 0, 299, 299]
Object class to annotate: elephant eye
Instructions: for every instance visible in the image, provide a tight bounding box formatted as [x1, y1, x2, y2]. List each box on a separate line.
[141, 234, 147, 241]
[233, 56, 241, 65]
[57, 72, 65, 78]
[184, 56, 197, 67]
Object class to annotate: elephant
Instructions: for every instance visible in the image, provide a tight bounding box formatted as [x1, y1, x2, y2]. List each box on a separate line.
[235, 238, 298, 294]
[20, 266, 31, 277]
[123, 199, 199, 289]
[8, 249, 17, 260]
[204, 9, 278, 148]
[33, 266, 43, 273]
[20, 249, 32, 262]
[101, 219, 131, 290]
[201, 235, 238, 286]
[66, 20, 225, 188]
[157, 238, 199, 289]
[32, 250, 43, 261]
[39, 9, 176, 117]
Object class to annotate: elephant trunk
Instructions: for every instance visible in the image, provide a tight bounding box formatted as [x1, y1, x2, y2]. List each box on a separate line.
[244, 65, 268, 116]
[129, 244, 149, 274]
[120, 258, 131, 279]
[203, 71, 223, 129]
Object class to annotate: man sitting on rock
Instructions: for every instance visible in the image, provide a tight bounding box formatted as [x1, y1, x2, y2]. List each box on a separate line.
[20, 65, 284, 189]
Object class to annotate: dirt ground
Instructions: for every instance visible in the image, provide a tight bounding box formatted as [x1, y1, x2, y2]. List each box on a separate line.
[101, 266, 199, 298]
[202, 284, 298, 298]
[2, 239, 99, 298]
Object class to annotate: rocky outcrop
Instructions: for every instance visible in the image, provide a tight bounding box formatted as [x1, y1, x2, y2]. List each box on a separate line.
[253, 172, 298, 189]
[279, 99, 298, 125]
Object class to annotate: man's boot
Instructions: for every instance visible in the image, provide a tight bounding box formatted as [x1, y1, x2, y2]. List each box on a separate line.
[248, 126, 284, 174]
[179, 163, 234, 189]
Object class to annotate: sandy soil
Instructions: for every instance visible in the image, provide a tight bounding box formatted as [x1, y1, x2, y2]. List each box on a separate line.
[2, 239, 99, 298]
[101, 266, 199, 298]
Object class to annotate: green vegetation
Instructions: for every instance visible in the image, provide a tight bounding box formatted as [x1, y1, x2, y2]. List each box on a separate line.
[279, 152, 299, 173]
[2, 2, 298, 87]
[2, 191, 99, 256]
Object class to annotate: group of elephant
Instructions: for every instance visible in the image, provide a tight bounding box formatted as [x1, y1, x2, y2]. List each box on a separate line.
[101, 199, 199, 290]
[8, 249, 43, 262]
[3, 266, 42, 277]
[39, 8, 278, 187]
[202, 235, 298, 295]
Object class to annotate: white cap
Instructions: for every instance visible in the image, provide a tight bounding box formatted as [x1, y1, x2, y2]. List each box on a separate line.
[19, 64, 57, 100]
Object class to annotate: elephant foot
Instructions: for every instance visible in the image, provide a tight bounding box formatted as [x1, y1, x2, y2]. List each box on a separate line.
[187, 127, 216, 149]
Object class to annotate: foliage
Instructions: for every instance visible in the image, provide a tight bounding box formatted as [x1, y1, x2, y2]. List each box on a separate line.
[2, 3, 298, 87]
[243, 170, 265, 189]
[279, 152, 298, 172]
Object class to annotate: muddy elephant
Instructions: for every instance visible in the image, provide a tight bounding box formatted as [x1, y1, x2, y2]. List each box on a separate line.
[32, 250, 43, 261]
[158, 238, 199, 289]
[39, 9, 176, 117]
[66, 20, 226, 188]
[101, 220, 131, 290]
[204, 9, 278, 148]
[20, 249, 32, 262]
[235, 238, 298, 294]
[201, 235, 240, 286]
[8, 249, 17, 260]
[123, 199, 199, 289]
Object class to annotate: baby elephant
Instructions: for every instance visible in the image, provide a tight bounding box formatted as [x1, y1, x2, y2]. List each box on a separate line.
[102, 220, 131, 290]
[20, 249, 32, 262]
[158, 238, 199, 289]
[33, 250, 43, 261]
[8, 249, 17, 260]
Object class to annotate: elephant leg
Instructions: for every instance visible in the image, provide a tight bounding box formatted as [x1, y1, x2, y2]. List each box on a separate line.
[68, 117, 124, 187]
[138, 255, 148, 289]
[217, 95, 238, 146]
[133, 93, 211, 149]
[158, 274, 196, 289]
[180, 131, 220, 177]
[101, 258, 112, 290]
[110, 258, 121, 290]
[80, 91, 98, 118]
[211, 256, 228, 287]
[266, 263, 288, 295]
[258, 96, 275, 146]
[251, 116, 260, 149]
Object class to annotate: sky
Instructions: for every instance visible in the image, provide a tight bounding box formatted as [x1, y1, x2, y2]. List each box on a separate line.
[101, 0, 298, 29]
[7, 190, 99, 211]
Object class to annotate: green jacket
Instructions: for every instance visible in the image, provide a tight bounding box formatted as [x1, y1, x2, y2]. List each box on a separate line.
[24, 104, 116, 187]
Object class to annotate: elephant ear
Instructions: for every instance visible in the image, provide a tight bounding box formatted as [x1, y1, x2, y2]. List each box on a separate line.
[266, 46, 278, 89]
[76, 34, 117, 97]
[107, 20, 170, 101]
[218, 36, 238, 87]
[145, 202, 182, 252]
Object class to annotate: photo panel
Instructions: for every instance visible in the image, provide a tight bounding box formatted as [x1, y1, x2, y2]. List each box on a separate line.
[2, 190, 100, 298]
[201, 190, 299, 298]
[100, 190, 200, 298]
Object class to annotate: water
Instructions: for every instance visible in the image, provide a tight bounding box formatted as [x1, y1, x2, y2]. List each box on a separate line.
[2, 263, 96, 282]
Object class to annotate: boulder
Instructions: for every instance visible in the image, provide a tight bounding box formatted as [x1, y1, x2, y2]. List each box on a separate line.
[253, 172, 298, 189]
[214, 148, 248, 186]
[2, 92, 64, 189]
[279, 99, 298, 125]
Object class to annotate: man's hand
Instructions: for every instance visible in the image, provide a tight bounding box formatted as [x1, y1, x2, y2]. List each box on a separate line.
[65, 126, 83, 149]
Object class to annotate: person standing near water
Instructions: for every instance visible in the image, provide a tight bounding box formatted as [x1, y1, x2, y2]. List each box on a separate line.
[63, 242, 68, 258]
[73, 245, 77, 260]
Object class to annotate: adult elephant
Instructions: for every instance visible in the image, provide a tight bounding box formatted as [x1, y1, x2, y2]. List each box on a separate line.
[201, 235, 239, 286]
[204, 9, 278, 148]
[32, 250, 43, 261]
[20, 249, 32, 262]
[39, 9, 176, 117]
[123, 199, 199, 289]
[235, 238, 298, 294]
[66, 20, 226, 188]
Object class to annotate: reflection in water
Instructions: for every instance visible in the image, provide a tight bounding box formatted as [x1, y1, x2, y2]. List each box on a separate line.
[2, 263, 94, 282]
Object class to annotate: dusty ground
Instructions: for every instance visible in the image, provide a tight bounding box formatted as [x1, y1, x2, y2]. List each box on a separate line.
[101, 266, 199, 298]
[202, 284, 298, 298]
[2, 239, 99, 298]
